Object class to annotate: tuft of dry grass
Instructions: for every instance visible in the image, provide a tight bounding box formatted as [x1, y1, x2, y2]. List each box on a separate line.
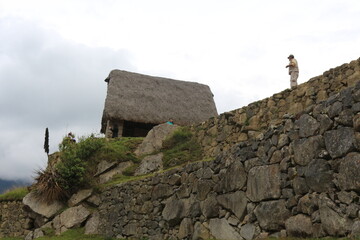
[32, 168, 68, 203]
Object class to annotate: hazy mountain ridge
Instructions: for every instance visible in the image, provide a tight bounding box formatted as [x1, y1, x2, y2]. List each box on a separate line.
[0, 178, 31, 194]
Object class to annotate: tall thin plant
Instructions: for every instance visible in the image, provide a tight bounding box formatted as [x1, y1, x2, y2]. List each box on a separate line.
[44, 127, 49, 155]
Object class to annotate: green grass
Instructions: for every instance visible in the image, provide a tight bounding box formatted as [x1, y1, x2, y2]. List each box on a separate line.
[161, 127, 203, 168]
[0, 186, 29, 201]
[0, 228, 118, 240]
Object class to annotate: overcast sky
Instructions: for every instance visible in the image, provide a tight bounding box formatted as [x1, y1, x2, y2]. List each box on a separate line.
[1, 0, 360, 181]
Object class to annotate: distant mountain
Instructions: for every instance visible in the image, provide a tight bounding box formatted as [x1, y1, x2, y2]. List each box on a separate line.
[0, 178, 31, 194]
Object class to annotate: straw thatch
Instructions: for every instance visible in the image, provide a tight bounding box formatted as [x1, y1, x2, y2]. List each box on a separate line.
[101, 70, 218, 133]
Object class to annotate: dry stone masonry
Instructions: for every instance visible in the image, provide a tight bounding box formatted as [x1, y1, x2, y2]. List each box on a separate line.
[1, 58, 360, 239]
[97, 79, 360, 239]
[194, 58, 360, 158]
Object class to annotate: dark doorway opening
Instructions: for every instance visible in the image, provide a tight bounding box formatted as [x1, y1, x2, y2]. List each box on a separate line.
[122, 121, 157, 137]
[112, 125, 119, 138]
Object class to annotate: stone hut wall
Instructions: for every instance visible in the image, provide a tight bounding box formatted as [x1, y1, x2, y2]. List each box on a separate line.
[194, 58, 360, 157]
[0, 200, 32, 238]
[98, 80, 360, 239]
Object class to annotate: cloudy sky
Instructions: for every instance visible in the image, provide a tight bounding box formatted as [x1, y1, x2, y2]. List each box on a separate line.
[1, 0, 360, 181]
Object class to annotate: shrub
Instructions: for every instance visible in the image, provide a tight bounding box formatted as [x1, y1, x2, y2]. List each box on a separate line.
[33, 135, 143, 202]
[76, 135, 105, 160]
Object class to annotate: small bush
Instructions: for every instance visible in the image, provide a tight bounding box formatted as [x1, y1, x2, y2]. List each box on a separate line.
[76, 135, 105, 160]
[33, 135, 143, 202]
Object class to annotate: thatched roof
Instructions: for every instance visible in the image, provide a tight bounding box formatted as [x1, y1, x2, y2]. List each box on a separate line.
[101, 70, 218, 132]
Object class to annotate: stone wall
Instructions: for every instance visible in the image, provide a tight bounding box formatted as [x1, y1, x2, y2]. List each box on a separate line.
[194, 58, 360, 157]
[0, 200, 32, 238]
[2, 58, 360, 239]
[98, 79, 360, 239]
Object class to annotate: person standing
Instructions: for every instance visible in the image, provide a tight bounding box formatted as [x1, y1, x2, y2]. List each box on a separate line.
[286, 54, 299, 89]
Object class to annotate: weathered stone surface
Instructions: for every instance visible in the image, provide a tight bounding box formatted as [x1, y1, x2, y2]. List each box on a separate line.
[94, 160, 117, 176]
[214, 161, 246, 193]
[68, 189, 93, 207]
[317, 114, 333, 134]
[305, 159, 334, 192]
[151, 183, 173, 200]
[86, 194, 101, 207]
[353, 113, 360, 131]
[319, 194, 353, 236]
[351, 221, 360, 238]
[246, 165, 281, 202]
[216, 191, 247, 220]
[197, 179, 214, 201]
[59, 205, 90, 229]
[240, 223, 256, 240]
[297, 114, 320, 137]
[23, 192, 65, 219]
[337, 109, 354, 126]
[200, 195, 219, 218]
[209, 218, 242, 240]
[254, 200, 290, 231]
[293, 136, 324, 166]
[192, 222, 211, 240]
[85, 211, 100, 235]
[297, 194, 318, 215]
[33, 228, 44, 239]
[285, 214, 313, 237]
[338, 152, 360, 191]
[162, 198, 184, 226]
[178, 218, 193, 239]
[292, 177, 309, 195]
[123, 222, 139, 236]
[98, 161, 132, 184]
[135, 123, 179, 156]
[324, 127, 354, 158]
[134, 153, 163, 176]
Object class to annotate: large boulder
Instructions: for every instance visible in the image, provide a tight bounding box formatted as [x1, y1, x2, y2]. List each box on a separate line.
[85, 211, 100, 235]
[293, 136, 324, 166]
[324, 127, 354, 158]
[23, 192, 65, 219]
[216, 191, 247, 220]
[68, 189, 93, 207]
[98, 161, 132, 184]
[285, 214, 313, 237]
[337, 152, 360, 191]
[304, 159, 334, 192]
[162, 198, 185, 226]
[209, 218, 242, 240]
[296, 114, 320, 138]
[134, 153, 163, 176]
[246, 164, 281, 202]
[135, 123, 179, 156]
[254, 200, 290, 231]
[214, 161, 246, 193]
[59, 205, 91, 229]
[319, 194, 353, 236]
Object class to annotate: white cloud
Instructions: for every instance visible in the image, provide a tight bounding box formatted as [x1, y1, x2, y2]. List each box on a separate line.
[0, 0, 360, 180]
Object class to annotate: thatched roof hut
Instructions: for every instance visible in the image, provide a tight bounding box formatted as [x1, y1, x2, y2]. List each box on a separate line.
[101, 70, 218, 137]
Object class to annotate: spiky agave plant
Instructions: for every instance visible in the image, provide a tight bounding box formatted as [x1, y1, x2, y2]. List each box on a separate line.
[33, 167, 67, 203]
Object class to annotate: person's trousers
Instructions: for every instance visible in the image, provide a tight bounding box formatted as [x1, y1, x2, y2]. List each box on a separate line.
[290, 71, 299, 89]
